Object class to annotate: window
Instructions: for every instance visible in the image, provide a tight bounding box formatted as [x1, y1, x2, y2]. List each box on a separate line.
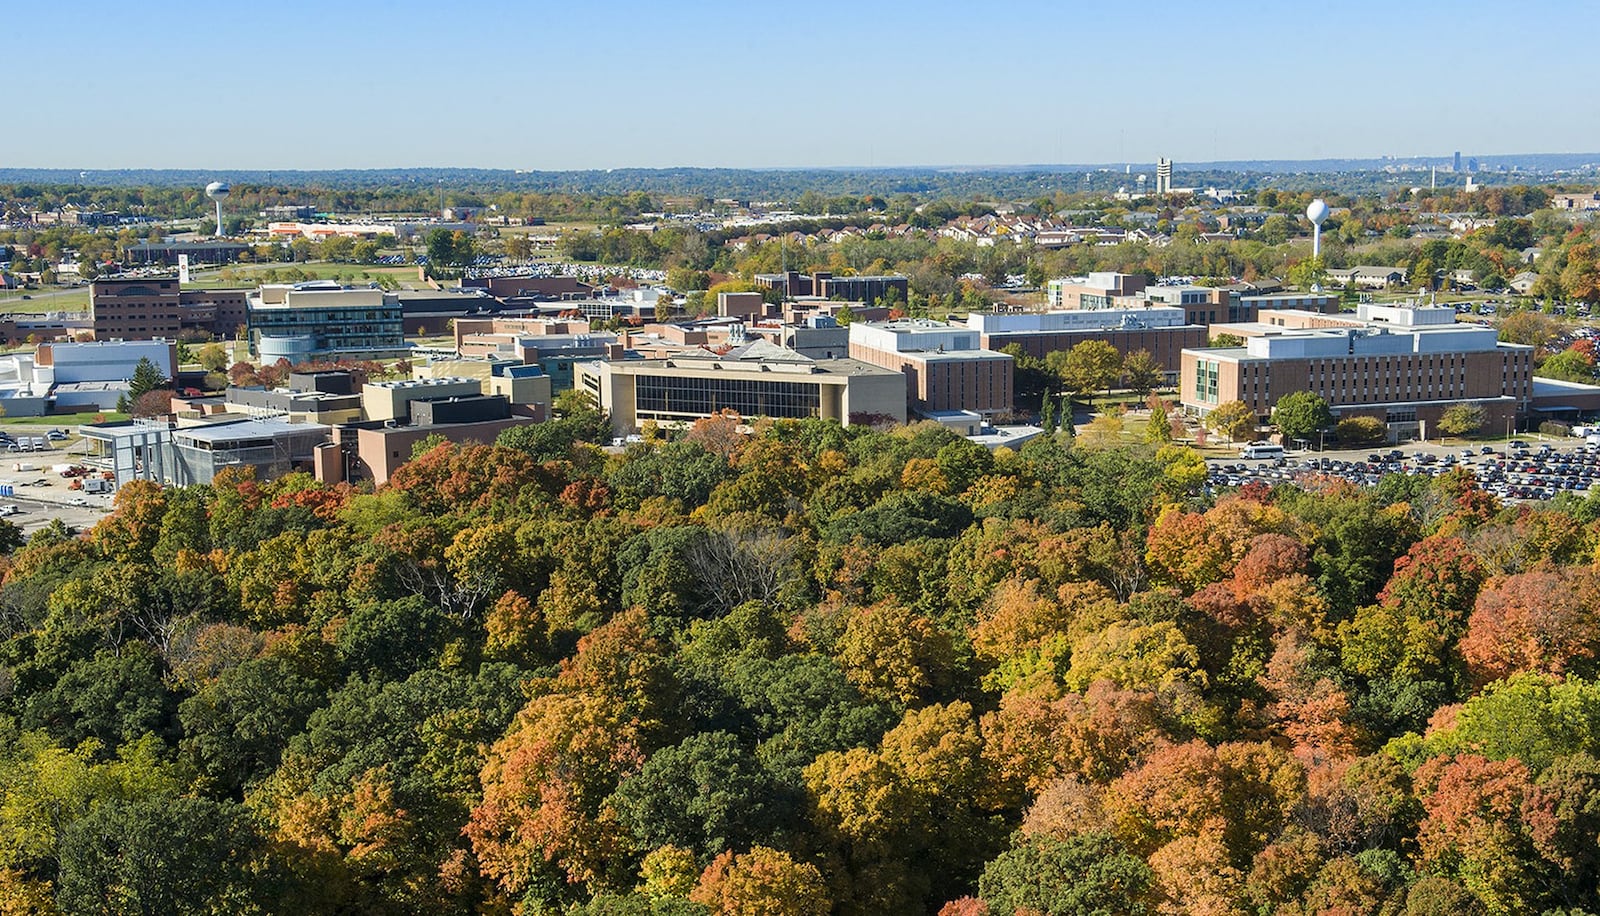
[1195, 360, 1220, 404]
[636, 374, 821, 422]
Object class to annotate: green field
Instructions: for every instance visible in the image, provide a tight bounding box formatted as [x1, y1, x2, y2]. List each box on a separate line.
[0, 288, 90, 314]
[1, 411, 128, 427]
[188, 262, 428, 290]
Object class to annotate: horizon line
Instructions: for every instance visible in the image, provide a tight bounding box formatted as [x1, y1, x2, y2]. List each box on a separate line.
[6, 151, 1600, 176]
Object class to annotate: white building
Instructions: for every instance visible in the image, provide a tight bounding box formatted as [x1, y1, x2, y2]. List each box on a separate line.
[966, 306, 1188, 334]
[37, 339, 178, 411]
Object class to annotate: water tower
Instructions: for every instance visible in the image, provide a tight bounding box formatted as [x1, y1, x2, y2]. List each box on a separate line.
[1306, 198, 1329, 260]
[1306, 199, 1330, 292]
[205, 181, 230, 238]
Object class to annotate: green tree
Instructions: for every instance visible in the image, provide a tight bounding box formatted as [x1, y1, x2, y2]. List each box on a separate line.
[1498, 311, 1560, 348]
[1121, 350, 1163, 398]
[177, 650, 333, 796]
[1437, 402, 1487, 437]
[196, 343, 229, 373]
[611, 732, 793, 860]
[1540, 348, 1599, 383]
[1206, 400, 1258, 443]
[1147, 401, 1173, 444]
[1287, 255, 1327, 291]
[978, 832, 1156, 916]
[1335, 415, 1388, 446]
[1048, 340, 1123, 397]
[126, 357, 168, 402]
[56, 797, 266, 916]
[1272, 391, 1333, 441]
[425, 229, 473, 268]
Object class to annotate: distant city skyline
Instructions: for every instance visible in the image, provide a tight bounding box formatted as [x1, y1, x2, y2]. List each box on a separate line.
[6, 0, 1597, 172]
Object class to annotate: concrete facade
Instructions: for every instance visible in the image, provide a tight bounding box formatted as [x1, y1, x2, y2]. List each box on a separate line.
[1046, 272, 1148, 309]
[363, 377, 483, 423]
[36, 339, 177, 384]
[576, 342, 907, 434]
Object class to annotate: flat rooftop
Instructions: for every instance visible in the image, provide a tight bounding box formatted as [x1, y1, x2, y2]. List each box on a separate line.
[173, 418, 330, 444]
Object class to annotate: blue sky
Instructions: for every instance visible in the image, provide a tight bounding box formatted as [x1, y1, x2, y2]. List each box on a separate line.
[6, 0, 1597, 171]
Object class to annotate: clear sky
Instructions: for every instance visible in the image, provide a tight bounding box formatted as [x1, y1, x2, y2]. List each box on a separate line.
[7, 0, 1597, 171]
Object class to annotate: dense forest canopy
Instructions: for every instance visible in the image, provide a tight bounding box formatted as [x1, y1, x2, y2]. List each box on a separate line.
[0, 410, 1598, 914]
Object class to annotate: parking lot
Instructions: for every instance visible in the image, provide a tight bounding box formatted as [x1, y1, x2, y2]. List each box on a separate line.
[0, 426, 114, 532]
[1207, 439, 1600, 503]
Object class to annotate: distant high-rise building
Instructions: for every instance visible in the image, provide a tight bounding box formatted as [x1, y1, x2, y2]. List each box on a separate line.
[1468, 157, 1479, 173]
[1453, 151, 1462, 172]
[1156, 158, 1172, 196]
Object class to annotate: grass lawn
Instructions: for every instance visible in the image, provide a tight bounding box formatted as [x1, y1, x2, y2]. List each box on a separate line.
[0, 288, 91, 313]
[188, 262, 424, 289]
[2, 412, 129, 427]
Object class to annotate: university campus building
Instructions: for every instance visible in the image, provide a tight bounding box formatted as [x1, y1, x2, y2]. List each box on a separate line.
[246, 283, 407, 364]
[966, 307, 1206, 387]
[89, 277, 249, 340]
[847, 319, 1014, 416]
[1179, 303, 1534, 439]
[576, 339, 907, 435]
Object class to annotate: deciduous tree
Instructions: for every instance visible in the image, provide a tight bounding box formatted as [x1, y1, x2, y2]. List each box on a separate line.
[1205, 400, 1257, 443]
[1273, 391, 1333, 442]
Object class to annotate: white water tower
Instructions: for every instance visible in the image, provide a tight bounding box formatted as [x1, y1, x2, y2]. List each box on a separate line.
[1306, 198, 1329, 260]
[205, 181, 230, 238]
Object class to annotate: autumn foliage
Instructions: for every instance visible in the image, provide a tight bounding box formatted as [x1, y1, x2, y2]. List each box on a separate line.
[0, 420, 1599, 913]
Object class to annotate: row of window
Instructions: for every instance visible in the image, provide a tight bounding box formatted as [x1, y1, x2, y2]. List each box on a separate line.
[635, 375, 822, 421]
[1213, 355, 1531, 409]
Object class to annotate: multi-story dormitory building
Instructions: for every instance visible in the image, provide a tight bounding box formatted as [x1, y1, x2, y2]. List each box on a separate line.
[1180, 303, 1533, 440]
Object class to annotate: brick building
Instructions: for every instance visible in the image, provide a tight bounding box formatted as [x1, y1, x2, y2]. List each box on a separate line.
[848, 319, 1014, 416]
[966, 307, 1206, 385]
[1180, 304, 1533, 439]
[89, 278, 249, 340]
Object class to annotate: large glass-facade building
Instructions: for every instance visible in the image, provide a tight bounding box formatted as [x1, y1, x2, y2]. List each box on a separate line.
[247, 284, 408, 364]
[577, 343, 907, 434]
[634, 374, 823, 424]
